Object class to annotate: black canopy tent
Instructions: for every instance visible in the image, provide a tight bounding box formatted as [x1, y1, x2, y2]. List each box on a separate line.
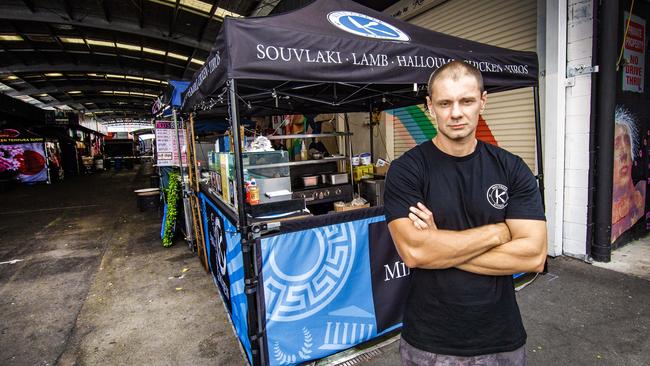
[181, 0, 543, 216]
[181, 0, 538, 115]
[181, 1, 543, 364]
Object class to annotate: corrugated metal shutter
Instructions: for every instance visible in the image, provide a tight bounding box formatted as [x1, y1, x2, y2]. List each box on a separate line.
[391, 0, 538, 171]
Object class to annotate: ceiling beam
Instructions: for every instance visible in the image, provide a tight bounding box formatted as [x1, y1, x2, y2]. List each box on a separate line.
[0, 64, 178, 81]
[44, 97, 153, 107]
[96, 0, 110, 22]
[183, 1, 219, 77]
[5, 84, 163, 97]
[169, 0, 181, 37]
[1, 48, 191, 73]
[22, 0, 35, 13]
[0, 8, 213, 50]
[63, 0, 74, 20]
[139, 0, 145, 28]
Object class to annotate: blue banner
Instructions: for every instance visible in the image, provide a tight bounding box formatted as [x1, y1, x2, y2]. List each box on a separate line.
[200, 193, 252, 363]
[259, 214, 406, 365]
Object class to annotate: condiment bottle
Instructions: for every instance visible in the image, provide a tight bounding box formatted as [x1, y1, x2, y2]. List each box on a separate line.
[249, 178, 260, 205]
[300, 140, 309, 161]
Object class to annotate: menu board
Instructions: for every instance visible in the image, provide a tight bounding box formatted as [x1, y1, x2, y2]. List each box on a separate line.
[155, 120, 187, 166]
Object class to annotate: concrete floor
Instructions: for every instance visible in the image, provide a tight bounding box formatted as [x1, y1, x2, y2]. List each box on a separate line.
[0, 164, 243, 366]
[1, 165, 649, 366]
[593, 239, 650, 281]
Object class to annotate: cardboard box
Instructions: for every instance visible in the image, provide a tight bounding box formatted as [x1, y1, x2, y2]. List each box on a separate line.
[334, 202, 370, 212]
[374, 164, 390, 177]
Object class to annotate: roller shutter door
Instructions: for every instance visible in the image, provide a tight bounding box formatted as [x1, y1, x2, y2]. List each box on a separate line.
[391, 0, 538, 171]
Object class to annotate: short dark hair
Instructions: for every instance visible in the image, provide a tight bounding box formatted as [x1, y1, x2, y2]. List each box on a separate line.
[427, 60, 484, 97]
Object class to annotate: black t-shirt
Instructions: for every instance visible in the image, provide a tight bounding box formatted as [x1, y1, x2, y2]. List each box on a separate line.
[384, 139, 545, 357]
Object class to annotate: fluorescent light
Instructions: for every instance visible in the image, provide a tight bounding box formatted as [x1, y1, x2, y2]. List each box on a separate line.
[68, 91, 82, 94]
[125, 75, 144, 81]
[59, 37, 85, 44]
[87, 39, 115, 47]
[106, 74, 124, 79]
[144, 78, 162, 84]
[0, 35, 24, 41]
[215, 7, 241, 18]
[191, 58, 205, 65]
[143, 47, 165, 56]
[116, 42, 141, 51]
[36, 93, 48, 97]
[45, 73, 63, 77]
[4, 75, 18, 80]
[151, 1, 241, 18]
[167, 52, 187, 61]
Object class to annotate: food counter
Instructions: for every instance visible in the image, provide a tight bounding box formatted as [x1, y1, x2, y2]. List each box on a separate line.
[198, 179, 410, 365]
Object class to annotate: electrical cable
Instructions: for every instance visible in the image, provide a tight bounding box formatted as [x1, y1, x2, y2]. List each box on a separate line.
[616, 0, 636, 71]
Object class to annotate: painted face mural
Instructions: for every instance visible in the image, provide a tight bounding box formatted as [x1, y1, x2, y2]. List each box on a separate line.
[611, 106, 646, 243]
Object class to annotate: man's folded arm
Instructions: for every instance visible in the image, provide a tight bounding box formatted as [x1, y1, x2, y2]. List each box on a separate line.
[456, 219, 547, 276]
[387, 218, 510, 269]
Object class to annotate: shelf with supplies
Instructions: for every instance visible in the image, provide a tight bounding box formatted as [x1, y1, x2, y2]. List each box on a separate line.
[264, 132, 352, 140]
[244, 155, 347, 169]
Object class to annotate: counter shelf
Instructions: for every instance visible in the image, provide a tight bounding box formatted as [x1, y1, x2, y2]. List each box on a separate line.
[244, 155, 347, 170]
[264, 132, 352, 140]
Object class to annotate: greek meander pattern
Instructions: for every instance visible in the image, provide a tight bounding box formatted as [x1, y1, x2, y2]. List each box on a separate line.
[265, 223, 357, 322]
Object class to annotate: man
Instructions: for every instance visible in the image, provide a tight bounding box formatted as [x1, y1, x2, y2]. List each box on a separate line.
[383, 60, 547, 366]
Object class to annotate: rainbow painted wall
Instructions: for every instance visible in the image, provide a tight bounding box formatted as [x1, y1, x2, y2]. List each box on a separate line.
[386, 105, 498, 156]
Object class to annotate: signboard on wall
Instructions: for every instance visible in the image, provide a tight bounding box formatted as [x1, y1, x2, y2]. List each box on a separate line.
[622, 12, 645, 93]
[0, 129, 48, 184]
[154, 120, 187, 166]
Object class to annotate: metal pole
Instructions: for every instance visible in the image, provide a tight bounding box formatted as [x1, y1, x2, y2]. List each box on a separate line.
[345, 113, 354, 188]
[173, 110, 195, 247]
[533, 86, 545, 207]
[369, 101, 374, 163]
[230, 79, 262, 365]
[592, 0, 618, 262]
[228, 79, 247, 228]
[173, 109, 183, 174]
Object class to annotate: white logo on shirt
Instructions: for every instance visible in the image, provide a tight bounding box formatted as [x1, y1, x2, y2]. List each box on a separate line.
[487, 184, 509, 209]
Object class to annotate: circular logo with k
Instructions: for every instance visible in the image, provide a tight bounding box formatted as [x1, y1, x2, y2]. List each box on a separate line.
[487, 184, 509, 209]
[327, 11, 410, 41]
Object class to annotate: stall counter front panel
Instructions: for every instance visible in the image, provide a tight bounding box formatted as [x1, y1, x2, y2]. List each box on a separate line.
[255, 211, 411, 366]
[199, 192, 253, 364]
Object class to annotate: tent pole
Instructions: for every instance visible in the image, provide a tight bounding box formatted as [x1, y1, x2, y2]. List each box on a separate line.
[345, 113, 354, 187]
[229, 78, 263, 365]
[533, 86, 545, 207]
[228, 79, 247, 228]
[369, 100, 374, 163]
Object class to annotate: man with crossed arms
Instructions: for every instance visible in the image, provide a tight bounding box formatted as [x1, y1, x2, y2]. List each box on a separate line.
[384, 60, 547, 366]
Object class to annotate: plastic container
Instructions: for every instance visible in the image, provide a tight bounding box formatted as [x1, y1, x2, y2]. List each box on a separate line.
[249, 178, 260, 205]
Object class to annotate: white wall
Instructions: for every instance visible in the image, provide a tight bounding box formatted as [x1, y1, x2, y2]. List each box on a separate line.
[562, 0, 594, 259]
[543, 0, 568, 257]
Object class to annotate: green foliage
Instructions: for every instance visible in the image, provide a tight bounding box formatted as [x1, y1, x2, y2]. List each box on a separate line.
[162, 172, 181, 247]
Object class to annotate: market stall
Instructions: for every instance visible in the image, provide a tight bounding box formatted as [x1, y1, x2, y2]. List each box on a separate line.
[181, 0, 541, 365]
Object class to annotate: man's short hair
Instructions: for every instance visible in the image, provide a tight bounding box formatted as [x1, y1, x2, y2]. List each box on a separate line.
[427, 60, 485, 97]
